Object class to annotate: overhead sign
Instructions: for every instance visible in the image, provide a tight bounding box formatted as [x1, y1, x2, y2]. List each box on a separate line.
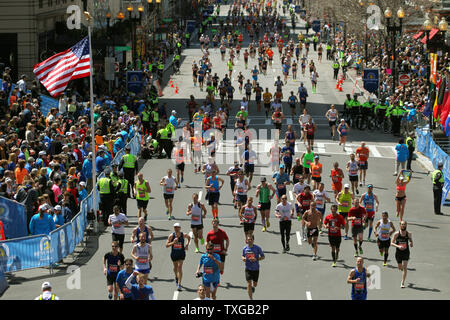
[115, 46, 131, 52]
[312, 20, 321, 33]
[399, 73, 410, 86]
[363, 68, 379, 93]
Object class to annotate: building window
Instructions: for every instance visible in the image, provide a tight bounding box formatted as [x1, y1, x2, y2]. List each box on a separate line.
[39, 0, 43, 8]
[48, 0, 52, 6]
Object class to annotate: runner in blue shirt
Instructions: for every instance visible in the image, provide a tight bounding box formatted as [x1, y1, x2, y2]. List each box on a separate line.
[196, 242, 224, 300]
[241, 235, 265, 300]
[125, 271, 156, 300]
[347, 257, 371, 300]
[116, 259, 136, 300]
[272, 165, 291, 203]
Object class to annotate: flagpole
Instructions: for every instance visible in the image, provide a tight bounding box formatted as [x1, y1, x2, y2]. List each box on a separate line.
[85, 12, 98, 234]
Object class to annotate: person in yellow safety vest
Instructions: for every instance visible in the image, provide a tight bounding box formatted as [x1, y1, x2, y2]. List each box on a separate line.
[110, 164, 120, 188]
[119, 146, 138, 198]
[97, 167, 118, 226]
[35, 282, 60, 300]
[117, 171, 129, 215]
[157, 125, 173, 159]
[432, 162, 445, 215]
[134, 172, 151, 221]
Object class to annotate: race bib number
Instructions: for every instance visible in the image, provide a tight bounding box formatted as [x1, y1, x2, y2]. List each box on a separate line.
[204, 267, 214, 274]
[330, 226, 338, 233]
[355, 283, 365, 290]
[109, 265, 118, 272]
[283, 216, 290, 221]
[246, 252, 256, 260]
[302, 200, 310, 207]
[341, 201, 349, 207]
[210, 187, 216, 192]
[332, 176, 339, 183]
[173, 243, 183, 249]
[122, 287, 130, 294]
[381, 233, 389, 239]
[138, 191, 145, 198]
[315, 199, 323, 206]
[341, 129, 347, 134]
[213, 244, 222, 252]
[398, 242, 407, 249]
[137, 257, 148, 264]
[306, 160, 312, 166]
[166, 187, 173, 193]
[365, 203, 373, 210]
[113, 223, 121, 228]
[350, 170, 358, 175]
[354, 218, 362, 225]
[359, 161, 366, 166]
[237, 188, 244, 193]
[192, 215, 200, 221]
[277, 184, 285, 190]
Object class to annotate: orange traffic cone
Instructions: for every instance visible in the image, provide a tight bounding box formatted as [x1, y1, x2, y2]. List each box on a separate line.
[170, 78, 174, 88]
[175, 85, 179, 94]
[336, 80, 339, 90]
[338, 80, 343, 92]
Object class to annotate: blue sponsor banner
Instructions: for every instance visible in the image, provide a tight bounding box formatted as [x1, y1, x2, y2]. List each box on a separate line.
[186, 20, 197, 34]
[0, 235, 50, 272]
[0, 268, 8, 295]
[40, 95, 59, 116]
[127, 71, 144, 94]
[363, 69, 379, 93]
[50, 223, 73, 264]
[0, 197, 28, 240]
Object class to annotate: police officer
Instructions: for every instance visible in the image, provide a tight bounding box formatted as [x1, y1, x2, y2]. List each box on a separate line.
[119, 146, 138, 198]
[332, 60, 340, 80]
[390, 105, 404, 136]
[176, 40, 182, 55]
[406, 133, 415, 171]
[312, 34, 319, 51]
[110, 164, 120, 187]
[350, 94, 361, 126]
[117, 171, 129, 215]
[432, 162, 444, 215]
[157, 124, 172, 159]
[97, 167, 118, 227]
[326, 43, 332, 60]
[173, 53, 181, 74]
[142, 106, 151, 136]
[157, 60, 164, 81]
[185, 32, 191, 47]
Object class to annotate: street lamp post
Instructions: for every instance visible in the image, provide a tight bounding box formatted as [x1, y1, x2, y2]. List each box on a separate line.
[127, 3, 143, 68]
[147, 0, 161, 58]
[384, 7, 404, 90]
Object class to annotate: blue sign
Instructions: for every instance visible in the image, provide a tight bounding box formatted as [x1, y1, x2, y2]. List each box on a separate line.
[40, 95, 59, 116]
[363, 69, 379, 93]
[186, 20, 197, 34]
[0, 197, 27, 240]
[312, 20, 321, 33]
[127, 71, 143, 94]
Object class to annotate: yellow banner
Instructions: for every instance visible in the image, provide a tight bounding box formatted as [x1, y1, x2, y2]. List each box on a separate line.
[430, 53, 437, 84]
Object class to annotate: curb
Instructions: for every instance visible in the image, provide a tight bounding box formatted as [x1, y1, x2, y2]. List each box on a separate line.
[415, 151, 434, 174]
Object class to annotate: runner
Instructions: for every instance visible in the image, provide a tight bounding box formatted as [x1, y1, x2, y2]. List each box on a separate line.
[313, 183, 331, 234]
[391, 220, 413, 288]
[281, 141, 295, 176]
[325, 104, 339, 140]
[302, 201, 322, 260]
[206, 219, 230, 273]
[298, 82, 308, 111]
[272, 107, 285, 131]
[272, 164, 291, 204]
[131, 233, 153, 284]
[274, 194, 295, 253]
[108, 205, 129, 254]
[186, 193, 208, 253]
[115, 259, 136, 300]
[227, 162, 241, 208]
[160, 169, 178, 220]
[103, 241, 124, 300]
[256, 177, 276, 232]
[310, 155, 323, 190]
[130, 217, 154, 244]
[195, 242, 224, 300]
[234, 170, 251, 218]
[263, 88, 273, 118]
[301, 146, 314, 185]
[244, 79, 253, 102]
[395, 171, 411, 222]
[166, 223, 191, 291]
[242, 144, 257, 186]
[134, 173, 151, 220]
[239, 197, 258, 238]
[360, 184, 380, 241]
[242, 235, 265, 300]
[174, 140, 186, 188]
[347, 153, 360, 195]
[323, 204, 346, 267]
[337, 119, 349, 151]
[205, 170, 224, 220]
[330, 162, 345, 199]
[291, 157, 304, 184]
[124, 271, 156, 300]
[285, 125, 297, 150]
[297, 185, 313, 241]
[374, 211, 396, 266]
[347, 257, 371, 300]
[336, 184, 354, 240]
[355, 142, 370, 186]
[348, 199, 367, 257]
[194, 284, 212, 300]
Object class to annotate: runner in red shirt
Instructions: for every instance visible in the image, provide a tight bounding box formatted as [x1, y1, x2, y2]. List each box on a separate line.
[206, 219, 230, 274]
[348, 199, 367, 257]
[297, 185, 313, 240]
[323, 204, 346, 267]
[330, 162, 345, 198]
[355, 142, 370, 187]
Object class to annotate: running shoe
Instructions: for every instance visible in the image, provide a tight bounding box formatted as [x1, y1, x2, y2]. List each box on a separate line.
[144, 215, 148, 221]
[380, 251, 383, 257]
[319, 230, 323, 235]
[312, 255, 317, 261]
[168, 216, 172, 220]
[282, 248, 286, 253]
[177, 184, 181, 188]
[367, 236, 371, 241]
[359, 248, 363, 255]
[166, 210, 169, 215]
[359, 183, 363, 187]
[200, 238, 205, 245]
[303, 236, 307, 242]
[400, 282, 405, 288]
[262, 226, 266, 232]
[286, 245, 290, 252]
[251, 287, 255, 293]
[344, 235, 349, 240]
[177, 284, 182, 291]
[195, 247, 199, 253]
[354, 252, 358, 257]
[356, 189, 359, 195]
[181, 177, 184, 183]
[383, 262, 387, 267]
[266, 221, 270, 228]
[332, 262, 337, 267]
[108, 293, 112, 300]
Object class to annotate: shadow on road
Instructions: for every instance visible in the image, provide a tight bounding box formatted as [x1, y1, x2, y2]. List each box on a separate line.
[407, 283, 441, 292]
[408, 223, 440, 230]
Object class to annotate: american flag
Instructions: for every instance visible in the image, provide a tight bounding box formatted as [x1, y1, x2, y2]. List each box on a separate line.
[33, 37, 90, 97]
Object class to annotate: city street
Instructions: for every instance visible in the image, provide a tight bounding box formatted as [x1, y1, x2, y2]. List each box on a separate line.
[2, 2, 450, 301]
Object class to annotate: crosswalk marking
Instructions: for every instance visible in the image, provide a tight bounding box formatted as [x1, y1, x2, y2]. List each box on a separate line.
[286, 118, 293, 125]
[296, 231, 302, 246]
[199, 191, 203, 201]
[346, 146, 353, 155]
[317, 143, 325, 154]
[173, 291, 179, 300]
[306, 291, 312, 300]
[369, 145, 381, 158]
[289, 190, 294, 201]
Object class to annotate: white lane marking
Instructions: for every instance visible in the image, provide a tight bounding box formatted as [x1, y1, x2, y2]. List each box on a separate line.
[368, 145, 381, 158]
[346, 146, 353, 155]
[317, 142, 325, 153]
[296, 231, 302, 245]
[199, 191, 203, 201]
[247, 119, 251, 125]
[287, 118, 293, 125]
[391, 146, 397, 155]
[273, 69, 276, 73]
[306, 291, 312, 300]
[289, 190, 294, 201]
[173, 291, 179, 300]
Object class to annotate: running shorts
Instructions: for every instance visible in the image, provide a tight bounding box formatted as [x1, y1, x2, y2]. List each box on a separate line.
[137, 199, 149, 209]
[328, 236, 342, 248]
[245, 269, 260, 282]
[377, 238, 390, 250]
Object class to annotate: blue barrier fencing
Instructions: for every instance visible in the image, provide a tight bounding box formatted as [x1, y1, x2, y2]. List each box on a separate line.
[0, 197, 28, 239]
[0, 133, 141, 273]
[40, 95, 59, 116]
[0, 268, 8, 296]
[416, 128, 450, 204]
